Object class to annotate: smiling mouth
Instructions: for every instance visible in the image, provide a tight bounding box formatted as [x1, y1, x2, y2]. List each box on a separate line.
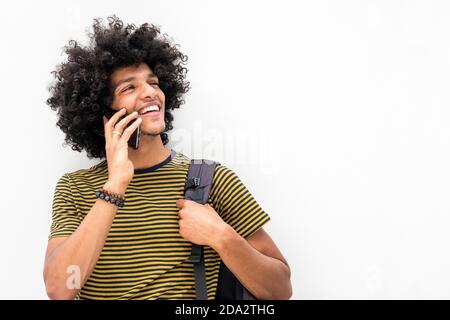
[139, 110, 161, 118]
[138, 104, 161, 115]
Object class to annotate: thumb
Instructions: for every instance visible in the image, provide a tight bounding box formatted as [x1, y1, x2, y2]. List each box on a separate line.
[176, 199, 186, 208]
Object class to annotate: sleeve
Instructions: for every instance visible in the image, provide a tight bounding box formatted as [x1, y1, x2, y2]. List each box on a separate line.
[48, 173, 82, 240]
[208, 164, 271, 239]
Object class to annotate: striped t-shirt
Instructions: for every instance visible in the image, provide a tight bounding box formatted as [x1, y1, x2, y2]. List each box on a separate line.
[49, 149, 270, 300]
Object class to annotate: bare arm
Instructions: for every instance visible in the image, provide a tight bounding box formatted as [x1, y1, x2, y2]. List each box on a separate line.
[44, 109, 141, 299]
[176, 200, 292, 300]
[43, 181, 127, 300]
[213, 227, 292, 300]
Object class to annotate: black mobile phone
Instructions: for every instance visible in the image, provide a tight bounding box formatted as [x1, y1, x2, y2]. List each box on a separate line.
[104, 108, 141, 149]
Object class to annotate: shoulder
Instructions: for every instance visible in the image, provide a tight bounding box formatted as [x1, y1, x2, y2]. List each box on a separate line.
[169, 150, 192, 167]
[56, 160, 108, 186]
[171, 151, 241, 190]
[211, 163, 241, 181]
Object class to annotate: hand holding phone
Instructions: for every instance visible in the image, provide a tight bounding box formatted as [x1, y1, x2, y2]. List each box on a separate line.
[104, 108, 141, 149]
[102, 108, 142, 192]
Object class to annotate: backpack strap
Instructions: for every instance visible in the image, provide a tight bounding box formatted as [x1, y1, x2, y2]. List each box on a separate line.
[184, 159, 218, 300]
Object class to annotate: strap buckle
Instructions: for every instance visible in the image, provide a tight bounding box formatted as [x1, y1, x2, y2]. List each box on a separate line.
[188, 254, 201, 263]
[189, 244, 203, 263]
[185, 177, 201, 190]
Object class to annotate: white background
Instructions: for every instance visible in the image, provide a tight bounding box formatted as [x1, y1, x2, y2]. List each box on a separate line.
[0, 0, 449, 299]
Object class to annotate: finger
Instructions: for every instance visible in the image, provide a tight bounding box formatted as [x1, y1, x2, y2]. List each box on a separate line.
[184, 200, 197, 207]
[176, 199, 195, 208]
[120, 117, 142, 143]
[176, 199, 198, 209]
[176, 199, 185, 209]
[104, 108, 126, 143]
[109, 107, 127, 126]
[112, 111, 138, 143]
[114, 111, 139, 133]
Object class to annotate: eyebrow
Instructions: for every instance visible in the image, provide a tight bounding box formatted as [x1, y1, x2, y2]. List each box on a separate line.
[112, 73, 158, 91]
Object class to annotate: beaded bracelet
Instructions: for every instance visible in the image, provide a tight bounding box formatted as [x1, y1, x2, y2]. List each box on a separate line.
[95, 188, 125, 208]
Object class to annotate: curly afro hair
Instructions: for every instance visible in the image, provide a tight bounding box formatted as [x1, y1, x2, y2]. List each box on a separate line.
[47, 15, 190, 159]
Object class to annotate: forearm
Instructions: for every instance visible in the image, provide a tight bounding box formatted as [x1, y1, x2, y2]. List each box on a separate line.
[44, 181, 124, 299]
[212, 225, 292, 300]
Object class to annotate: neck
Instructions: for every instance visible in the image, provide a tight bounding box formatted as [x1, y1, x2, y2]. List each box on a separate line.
[127, 134, 172, 171]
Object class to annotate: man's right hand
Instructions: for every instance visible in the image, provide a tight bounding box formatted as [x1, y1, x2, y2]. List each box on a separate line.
[102, 108, 142, 194]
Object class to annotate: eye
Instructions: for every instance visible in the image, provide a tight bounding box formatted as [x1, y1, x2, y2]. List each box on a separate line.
[121, 85, 134, 93]
[149, 81, 160, 87]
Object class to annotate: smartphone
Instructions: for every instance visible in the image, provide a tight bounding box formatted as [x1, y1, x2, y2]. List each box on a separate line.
[104, 108, 141, 149]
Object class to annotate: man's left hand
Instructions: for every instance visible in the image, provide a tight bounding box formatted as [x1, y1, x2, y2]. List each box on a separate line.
[176, 199, 229, 247]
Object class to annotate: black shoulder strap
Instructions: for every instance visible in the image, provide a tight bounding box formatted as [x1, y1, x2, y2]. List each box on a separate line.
[184, 158, 218, 300]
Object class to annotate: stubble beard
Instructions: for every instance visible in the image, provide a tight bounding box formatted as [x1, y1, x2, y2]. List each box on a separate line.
[141, 121, 166, 137]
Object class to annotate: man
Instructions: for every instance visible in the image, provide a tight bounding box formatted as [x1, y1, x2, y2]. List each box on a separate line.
[44, 15, 292, 300]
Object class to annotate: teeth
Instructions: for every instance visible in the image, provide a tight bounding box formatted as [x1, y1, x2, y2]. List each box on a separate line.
[139, 105, 159, 115]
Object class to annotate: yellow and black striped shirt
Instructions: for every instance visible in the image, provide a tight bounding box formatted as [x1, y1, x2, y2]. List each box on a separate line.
[49, 149, 270, 300]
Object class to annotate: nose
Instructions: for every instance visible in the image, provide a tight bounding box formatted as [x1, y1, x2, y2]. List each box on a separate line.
[138, 82, 158, 100]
